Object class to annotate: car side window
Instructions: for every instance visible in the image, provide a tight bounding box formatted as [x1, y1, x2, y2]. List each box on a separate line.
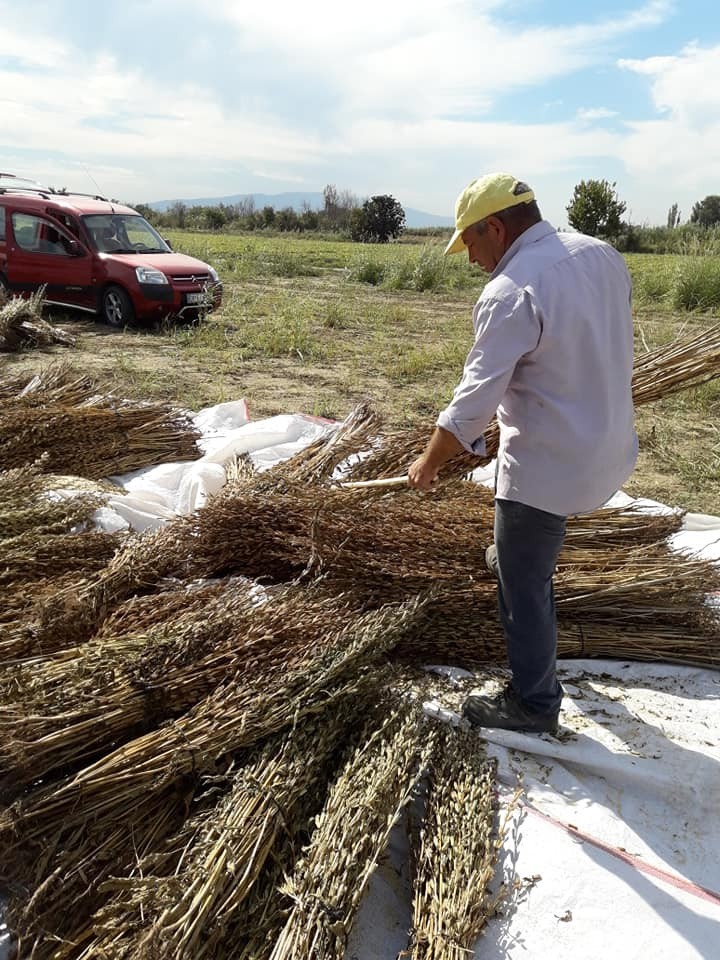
[50, 211, 80, 238]
[12, 213, 73, 255]
[0, 210, 5, 241]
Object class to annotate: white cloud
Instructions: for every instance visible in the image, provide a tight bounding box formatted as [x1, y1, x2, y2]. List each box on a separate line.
[250, 169, 307, 184]
[0, 24, 67, 68]
[194, 0, 675, 121]
[616, 43, 720, 212]
[1, 0, 703, 223]
[576, 107, 619, 121]
[620, 42, 720, 123]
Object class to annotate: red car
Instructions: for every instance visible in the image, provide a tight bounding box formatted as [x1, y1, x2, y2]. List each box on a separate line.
[0, 174, 222, 326]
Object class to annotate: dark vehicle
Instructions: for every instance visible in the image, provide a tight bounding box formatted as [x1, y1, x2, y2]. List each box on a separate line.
[0, 174, 222, 326]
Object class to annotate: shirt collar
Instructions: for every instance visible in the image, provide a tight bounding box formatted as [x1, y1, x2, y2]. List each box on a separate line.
[490, 220, 556, 279]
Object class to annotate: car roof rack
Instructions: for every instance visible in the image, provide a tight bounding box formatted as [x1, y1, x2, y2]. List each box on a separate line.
[0, 173, 109, 202]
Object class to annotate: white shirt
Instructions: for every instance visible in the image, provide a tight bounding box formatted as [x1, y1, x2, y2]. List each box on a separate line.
[437, 221, 638, 516]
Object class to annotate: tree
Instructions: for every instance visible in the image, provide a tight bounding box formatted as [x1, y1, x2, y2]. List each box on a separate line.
[350, 195, 406, 243]
[566, 179, 626, 238]
[666, 203, 681, 229]
[690, 196, 720, 227]
[322, 183, 340, 229]
[275, 207, 299, 231]
[204, 206, 226, 230]
[167, 201, 188, 229]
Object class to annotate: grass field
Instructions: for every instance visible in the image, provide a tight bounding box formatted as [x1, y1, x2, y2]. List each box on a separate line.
[5, 232, 720, 513]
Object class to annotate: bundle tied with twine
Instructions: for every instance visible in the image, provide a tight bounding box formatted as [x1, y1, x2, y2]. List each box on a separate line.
[0, 289, 76, 351]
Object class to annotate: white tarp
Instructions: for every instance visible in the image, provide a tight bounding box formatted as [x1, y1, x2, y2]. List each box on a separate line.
[364, 658, 720, 960]
[95, 401, 335, 532]
[3, 401, 719, 960]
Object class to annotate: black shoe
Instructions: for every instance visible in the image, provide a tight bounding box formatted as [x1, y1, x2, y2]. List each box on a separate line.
[462, 683, 559, 734]
[485, 543, 498, 578]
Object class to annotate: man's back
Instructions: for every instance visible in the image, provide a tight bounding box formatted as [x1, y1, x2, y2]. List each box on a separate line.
[485, 222, 638, 515]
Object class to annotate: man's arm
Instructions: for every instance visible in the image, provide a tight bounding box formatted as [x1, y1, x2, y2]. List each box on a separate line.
[407, 426, 465, 491]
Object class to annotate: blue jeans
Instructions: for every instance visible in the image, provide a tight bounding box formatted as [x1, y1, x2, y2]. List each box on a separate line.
[494, 498, 567, 714]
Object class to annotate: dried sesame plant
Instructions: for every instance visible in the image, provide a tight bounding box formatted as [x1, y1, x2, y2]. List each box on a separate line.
[406, 726, 502, 960]
[0, 583, 365, 795]
[1, 599, 424, 957]
[75, 700, 370, 960]
[0, 290, 76, 351]
[269, 702, 433, 960]
[0, 460, 124, 652]
[0, 365, 201, 478]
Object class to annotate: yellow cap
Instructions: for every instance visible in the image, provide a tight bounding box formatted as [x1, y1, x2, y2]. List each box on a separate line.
[444, 173, 535, 255]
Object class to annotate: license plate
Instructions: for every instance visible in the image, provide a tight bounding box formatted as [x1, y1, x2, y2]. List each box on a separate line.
[186, 292, 204, 305]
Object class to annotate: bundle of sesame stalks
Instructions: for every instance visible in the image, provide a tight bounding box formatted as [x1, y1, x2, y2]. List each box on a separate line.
[0, 361, 95, 403]
[270, 702, 433, 960]
[632, 320, 720, 403]
[0, 460, 111, 540]
[344, 321, 720, 482]
[0, 364, 201, 478]
[6, 470, 716, 668]
[73, 700, 369, 960]
[0, 583, 369, 794]
[0, 289, 76, 351]
[0, 461, 124, 647]
[1, 598, 424, 957]
[0, 399, 201, 478]
[406, 727, 503, 960]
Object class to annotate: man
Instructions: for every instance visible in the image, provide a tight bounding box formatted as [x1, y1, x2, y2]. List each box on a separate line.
[407, 172, 638, 734]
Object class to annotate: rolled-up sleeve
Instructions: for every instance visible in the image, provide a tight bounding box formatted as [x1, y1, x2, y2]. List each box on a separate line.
[437, 291, 540, 455]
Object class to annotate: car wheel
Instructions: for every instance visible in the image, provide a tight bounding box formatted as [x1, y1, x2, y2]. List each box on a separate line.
[101, 285, 135, 327]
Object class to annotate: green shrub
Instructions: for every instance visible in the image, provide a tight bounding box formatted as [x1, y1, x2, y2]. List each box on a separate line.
[323, 300, 348, 329]
[353, 256, 386, 285]
[672, 258, 720, 311]
[410, 246, 447, 291]
[630, 264, 674, 304]
[384, 256, 415, 290]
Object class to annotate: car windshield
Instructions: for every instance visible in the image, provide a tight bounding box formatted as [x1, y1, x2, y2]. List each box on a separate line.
[83, 214, 169, 254]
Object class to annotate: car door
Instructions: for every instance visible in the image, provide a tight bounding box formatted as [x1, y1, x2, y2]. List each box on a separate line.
[6, 211, 95, 310]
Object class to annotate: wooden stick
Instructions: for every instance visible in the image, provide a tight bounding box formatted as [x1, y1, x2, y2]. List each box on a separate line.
[335, 475, 408, 490]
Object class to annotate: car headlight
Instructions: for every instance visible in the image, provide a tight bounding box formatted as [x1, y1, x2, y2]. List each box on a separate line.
[135, 266, 169, 285]
[208, 266, 219, 282]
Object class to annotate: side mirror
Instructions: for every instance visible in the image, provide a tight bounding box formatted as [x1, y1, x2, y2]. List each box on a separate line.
[163, 236, 173, 251]
[68, 239, 85, 257]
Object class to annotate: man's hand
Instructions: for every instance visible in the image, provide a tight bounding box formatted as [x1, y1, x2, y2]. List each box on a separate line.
[408, 454, 439, 491]
[407, 426, 466, 492]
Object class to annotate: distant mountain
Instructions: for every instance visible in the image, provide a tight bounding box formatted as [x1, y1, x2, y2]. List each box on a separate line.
[146, 191, 453, 230]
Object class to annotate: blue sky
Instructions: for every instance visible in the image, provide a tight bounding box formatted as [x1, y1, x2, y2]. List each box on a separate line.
[2, 0, 719, 226]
